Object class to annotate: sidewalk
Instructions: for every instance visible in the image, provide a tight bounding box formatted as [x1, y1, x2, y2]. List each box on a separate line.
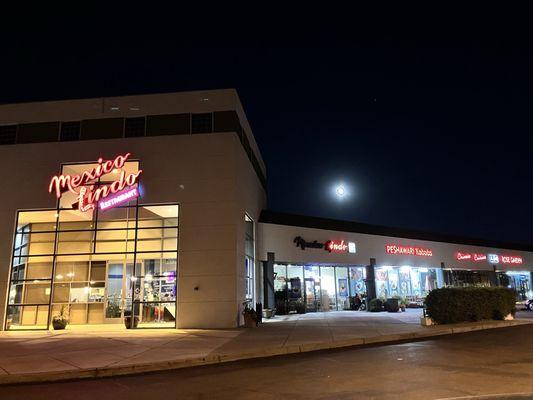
[0, 310, 530, 385]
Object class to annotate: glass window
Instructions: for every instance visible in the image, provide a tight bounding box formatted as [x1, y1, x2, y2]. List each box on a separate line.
[274, 264, 287, 291]
[287, 265, 303, 301]
[6, 305, 49, 328]
[336, 267, 350, 310]
[6, 201, 179, 330]
[244, 214, 254, 301]
[54, 260, 90, 282]
[60, 121, 81, 142]
[320, 267, 336, 311]
[349, 267, 366, 296]
[191, 113, 213, 134]
[125, 117, 146, 138]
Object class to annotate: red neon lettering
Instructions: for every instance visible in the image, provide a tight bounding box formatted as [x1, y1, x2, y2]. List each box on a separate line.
[501, 255, 523, 265]
[324, 240, 349, 253]
[48, 153, 142, 212]
[456, 252, 472, 261]
[386, 244, 432, 257]
[473, 253, 487, 262]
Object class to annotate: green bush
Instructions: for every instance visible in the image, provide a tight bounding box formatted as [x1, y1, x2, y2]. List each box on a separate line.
[369, 298, 384, 312]
[425, 287, 516, 324]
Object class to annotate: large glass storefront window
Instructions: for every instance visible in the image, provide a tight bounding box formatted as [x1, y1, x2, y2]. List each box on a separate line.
[443, 269, 493, 288]
[375, 266, 439, 300]
[6, 161, 179, 331]
[504, 271, 532, 300]
[244, 214, 255, 302]
[6, 204, 179, 330]
[273, 264, 367, 313]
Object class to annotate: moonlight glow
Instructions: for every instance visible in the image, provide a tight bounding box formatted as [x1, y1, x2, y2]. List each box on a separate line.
[331, 182, 351, 201]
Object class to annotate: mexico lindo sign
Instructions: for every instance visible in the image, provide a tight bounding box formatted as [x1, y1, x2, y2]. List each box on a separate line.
[48, 153, 142, 212]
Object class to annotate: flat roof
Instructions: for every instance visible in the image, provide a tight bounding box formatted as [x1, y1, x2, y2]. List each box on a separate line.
[259, 210, 533, 252]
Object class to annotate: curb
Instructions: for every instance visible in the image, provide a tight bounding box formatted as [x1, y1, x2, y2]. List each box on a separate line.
[0, 319, 530, 386]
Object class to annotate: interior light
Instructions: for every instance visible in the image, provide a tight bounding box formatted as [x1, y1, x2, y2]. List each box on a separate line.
[66, 272, 75, 278]
[56, 274, 64, 280]
[145, 274, 153, 282]
[112, 168, 119, 174]
[419, 267, 429, 273]
[131, 276, 138, 282]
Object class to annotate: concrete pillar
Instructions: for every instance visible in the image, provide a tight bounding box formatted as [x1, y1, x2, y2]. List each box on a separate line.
[365, 258, 377, 307]
[489, 265, 500, 287]
[263, 252, 275, 309]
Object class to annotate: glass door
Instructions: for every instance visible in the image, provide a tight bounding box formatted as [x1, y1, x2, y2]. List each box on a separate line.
[105, 261, 138, 322]
[304, 278, 320, 312]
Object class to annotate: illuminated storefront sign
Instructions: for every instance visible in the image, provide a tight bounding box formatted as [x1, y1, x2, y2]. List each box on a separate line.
[456, 252, 472, 261]
[293, 237, 356, 253]
[488, 254, 500, 264]
[473, 253, 487, 262]
[325, 240, 356, 253]
[501, 255, 523, 265]
[456, 252, 523, 265]
[455, 252, 488, 262]
[385, 244, 433, 257]
[99, 187, 139, 211]
[48, 153, 142, 212]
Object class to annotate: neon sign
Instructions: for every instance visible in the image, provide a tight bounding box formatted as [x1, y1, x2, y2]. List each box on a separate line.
[501, 255, 523, 265]
[473, 253, 487, 262]
[48, 153, 142, 212]
[456, 252, 472, 261]
[385, 244, 433, 257]
[488, 254, 500, 264]
[325, 240, 348, 253]
[99, 187, 139, 211]
[293, 237, 356, 254]
[456, 252, 523, 265]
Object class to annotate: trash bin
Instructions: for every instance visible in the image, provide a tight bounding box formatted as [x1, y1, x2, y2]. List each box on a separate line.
[384, 298, 399, 312]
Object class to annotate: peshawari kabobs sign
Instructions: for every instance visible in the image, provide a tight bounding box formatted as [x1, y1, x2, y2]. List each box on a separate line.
[48, 153, 142, 212]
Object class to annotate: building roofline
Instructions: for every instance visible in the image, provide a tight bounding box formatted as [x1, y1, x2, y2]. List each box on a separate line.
[259, 210, 533, 252]
[0, 88, 238, 107]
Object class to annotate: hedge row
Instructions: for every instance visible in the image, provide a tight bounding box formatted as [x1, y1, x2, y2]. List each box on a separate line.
[425, 287, 516, 324]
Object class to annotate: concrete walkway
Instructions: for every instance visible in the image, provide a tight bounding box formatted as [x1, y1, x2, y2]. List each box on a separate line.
[0, 310, 530, 385]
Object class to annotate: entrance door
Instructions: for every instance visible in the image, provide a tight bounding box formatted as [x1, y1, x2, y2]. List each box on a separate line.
[104, 262, 138, 323]
[304, 278, 320, 312]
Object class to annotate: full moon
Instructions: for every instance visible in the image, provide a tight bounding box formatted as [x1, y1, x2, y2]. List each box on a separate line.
[335, 185, 346, 198]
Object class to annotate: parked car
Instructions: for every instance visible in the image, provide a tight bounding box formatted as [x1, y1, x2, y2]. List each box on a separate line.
[515, 299, 533, 311]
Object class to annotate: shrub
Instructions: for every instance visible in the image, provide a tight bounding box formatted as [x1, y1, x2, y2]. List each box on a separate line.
[369, 298, 384, 312]
[425, 287, 516, 324]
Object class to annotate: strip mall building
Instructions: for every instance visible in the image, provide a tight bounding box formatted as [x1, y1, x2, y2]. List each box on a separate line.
[0, 89, 531, 330]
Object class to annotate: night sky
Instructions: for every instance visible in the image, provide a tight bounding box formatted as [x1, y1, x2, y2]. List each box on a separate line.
[1, 24, 532, 244]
